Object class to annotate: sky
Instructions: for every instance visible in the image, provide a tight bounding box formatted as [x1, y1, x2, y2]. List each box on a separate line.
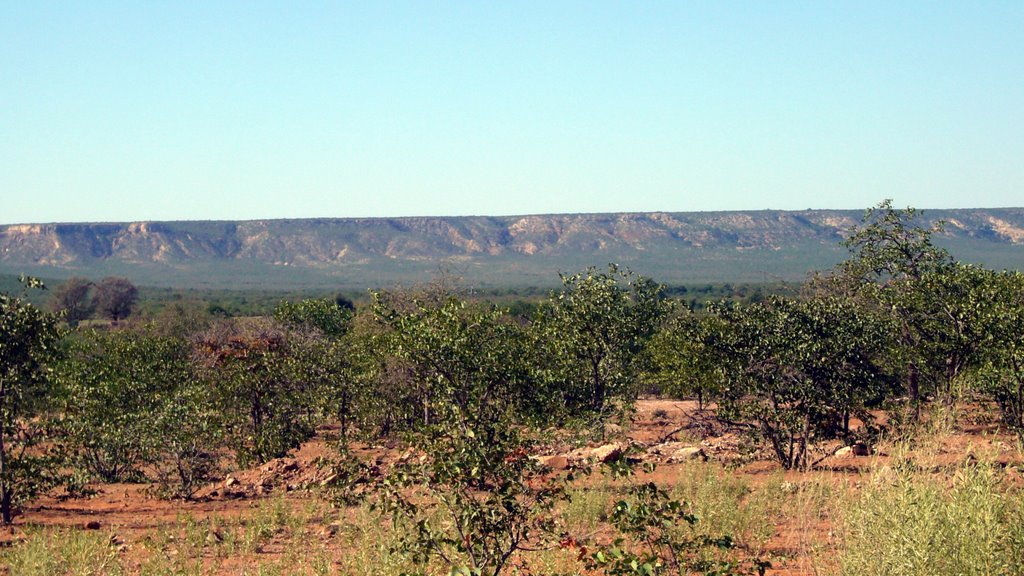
[2, 2, 1022, 224]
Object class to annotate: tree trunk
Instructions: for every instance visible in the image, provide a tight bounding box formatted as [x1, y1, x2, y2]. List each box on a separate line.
[1, 487, 11, 525]
[908, 364, 920, 421]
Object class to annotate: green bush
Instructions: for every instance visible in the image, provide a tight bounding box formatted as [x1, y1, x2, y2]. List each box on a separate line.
[196, 320, 317, 466]
[584, 459, 768, 576]
[56, 329, 193, 482]
[0, 277, 62, 523]
[837, 460, 1024, 575]
[715, 296, 892, 469]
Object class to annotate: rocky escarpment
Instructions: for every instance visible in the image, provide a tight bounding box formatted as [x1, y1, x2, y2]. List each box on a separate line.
[2, 209, 1023, 288]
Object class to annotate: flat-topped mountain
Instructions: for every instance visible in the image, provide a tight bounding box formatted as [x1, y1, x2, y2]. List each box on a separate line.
[3, 209, 1023, 289]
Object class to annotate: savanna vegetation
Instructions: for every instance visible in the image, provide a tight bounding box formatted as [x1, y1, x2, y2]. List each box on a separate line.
[2, 201, 1024, 575]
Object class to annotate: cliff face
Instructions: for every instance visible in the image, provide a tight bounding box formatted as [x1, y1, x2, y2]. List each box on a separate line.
[3, 209, 1023, 288]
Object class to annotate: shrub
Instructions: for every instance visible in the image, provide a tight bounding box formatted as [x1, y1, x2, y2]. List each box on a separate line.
[837, 460, 1024, 575]
[196, 319, 320, 465]
[715, 296, 892, 469]
[56, 329, 192, 482]
[584, 459, 768, 576]
[0, 277, 62, 523]
[533, 265, 672, 423]
[150, 383, 222, 499]
[373, 422, 571, 576]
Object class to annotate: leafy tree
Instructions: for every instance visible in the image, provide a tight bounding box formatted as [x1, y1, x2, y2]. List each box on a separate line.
[815, 201, 960, 409]
[347, 292, 570, 575]
[274, 297, 353, 339]
[908, 264, 1005, 399]
[838, 199, 953, 285]
[533, 265, 672, 421]
[148, 300, 214, 339]
[978, 271, 1024, 439]
[374, 423, 570, 576]
[0, 277, 61, 524]
[49, 277, 94, 328]
[56, 328, 193, 482]
[149, 382, 222, 499]
[716, 296, 891, 469]
[286, 327, 366, 439]
[93, 277, 138, 323]
[645, 312, 731, 410]
[368, 292, 536, 430]
[197, 320, 315, 465]
[273, 298, 362, 437]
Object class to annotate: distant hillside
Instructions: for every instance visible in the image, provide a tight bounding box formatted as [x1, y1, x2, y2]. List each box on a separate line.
[2, 209, 1023, 289]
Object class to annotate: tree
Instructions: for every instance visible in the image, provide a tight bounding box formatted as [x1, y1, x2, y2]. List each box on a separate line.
[0, 277, 61, 523]
[93, 277, 138, 323]
[716, 296, 891, 469]
[906, 264, 1004, 399]
[56, 328, 193, 482]
[824, 200, 956, 407]
[838, 199, 952, 285]
[533, 265, 672, 421]
[197, 319, 315, 465]
[49, 277, 94, 328]
[368, 292, 536, 430]
[373, 422, 570, 576]
[645, 312, 731, 410]
[149, 382, 222, 499]
[274, 297, 353, 339]
[978, 271, 1024, 439]
[348, 293, 570, 575]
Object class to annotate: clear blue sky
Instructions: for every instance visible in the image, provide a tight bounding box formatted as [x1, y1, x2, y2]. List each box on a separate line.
[2, 2, 1022, 224]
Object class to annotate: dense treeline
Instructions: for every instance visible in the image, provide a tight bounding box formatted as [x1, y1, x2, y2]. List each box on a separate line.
[3, 201, 1024, 573]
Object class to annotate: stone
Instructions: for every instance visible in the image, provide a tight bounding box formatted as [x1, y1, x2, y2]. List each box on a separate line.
[540, 455, 570, 470]
[590, 442, 625, 463]
[667, 447, 706, 462]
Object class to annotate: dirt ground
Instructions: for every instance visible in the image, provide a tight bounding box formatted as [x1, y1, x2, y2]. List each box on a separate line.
[4, 399, 1021, 575]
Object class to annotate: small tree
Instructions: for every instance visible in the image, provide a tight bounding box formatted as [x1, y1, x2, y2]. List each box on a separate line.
[838, 200, 952, 285]
[197, 320, 314, 465]
[274, 297, 361, 436]
[348, 292, 570, 575]
[909, 264, 1004, 399]
[150, 383, 222, 499]
[0, 277, 61, 523]
[717, 296, 891, 469]
[375, 421, 570, 576]
[645, 312, 731, 410]
[533, 265, 672, 421]
[49, 277, 94, 328]
[93, 277, 138, 323]
[56, 328, 192, 482]
[274, 297, 353, 339]
[368, 292, 536, 430]
[829, 200, 955, 407]
[978, 271, 1024, 439]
